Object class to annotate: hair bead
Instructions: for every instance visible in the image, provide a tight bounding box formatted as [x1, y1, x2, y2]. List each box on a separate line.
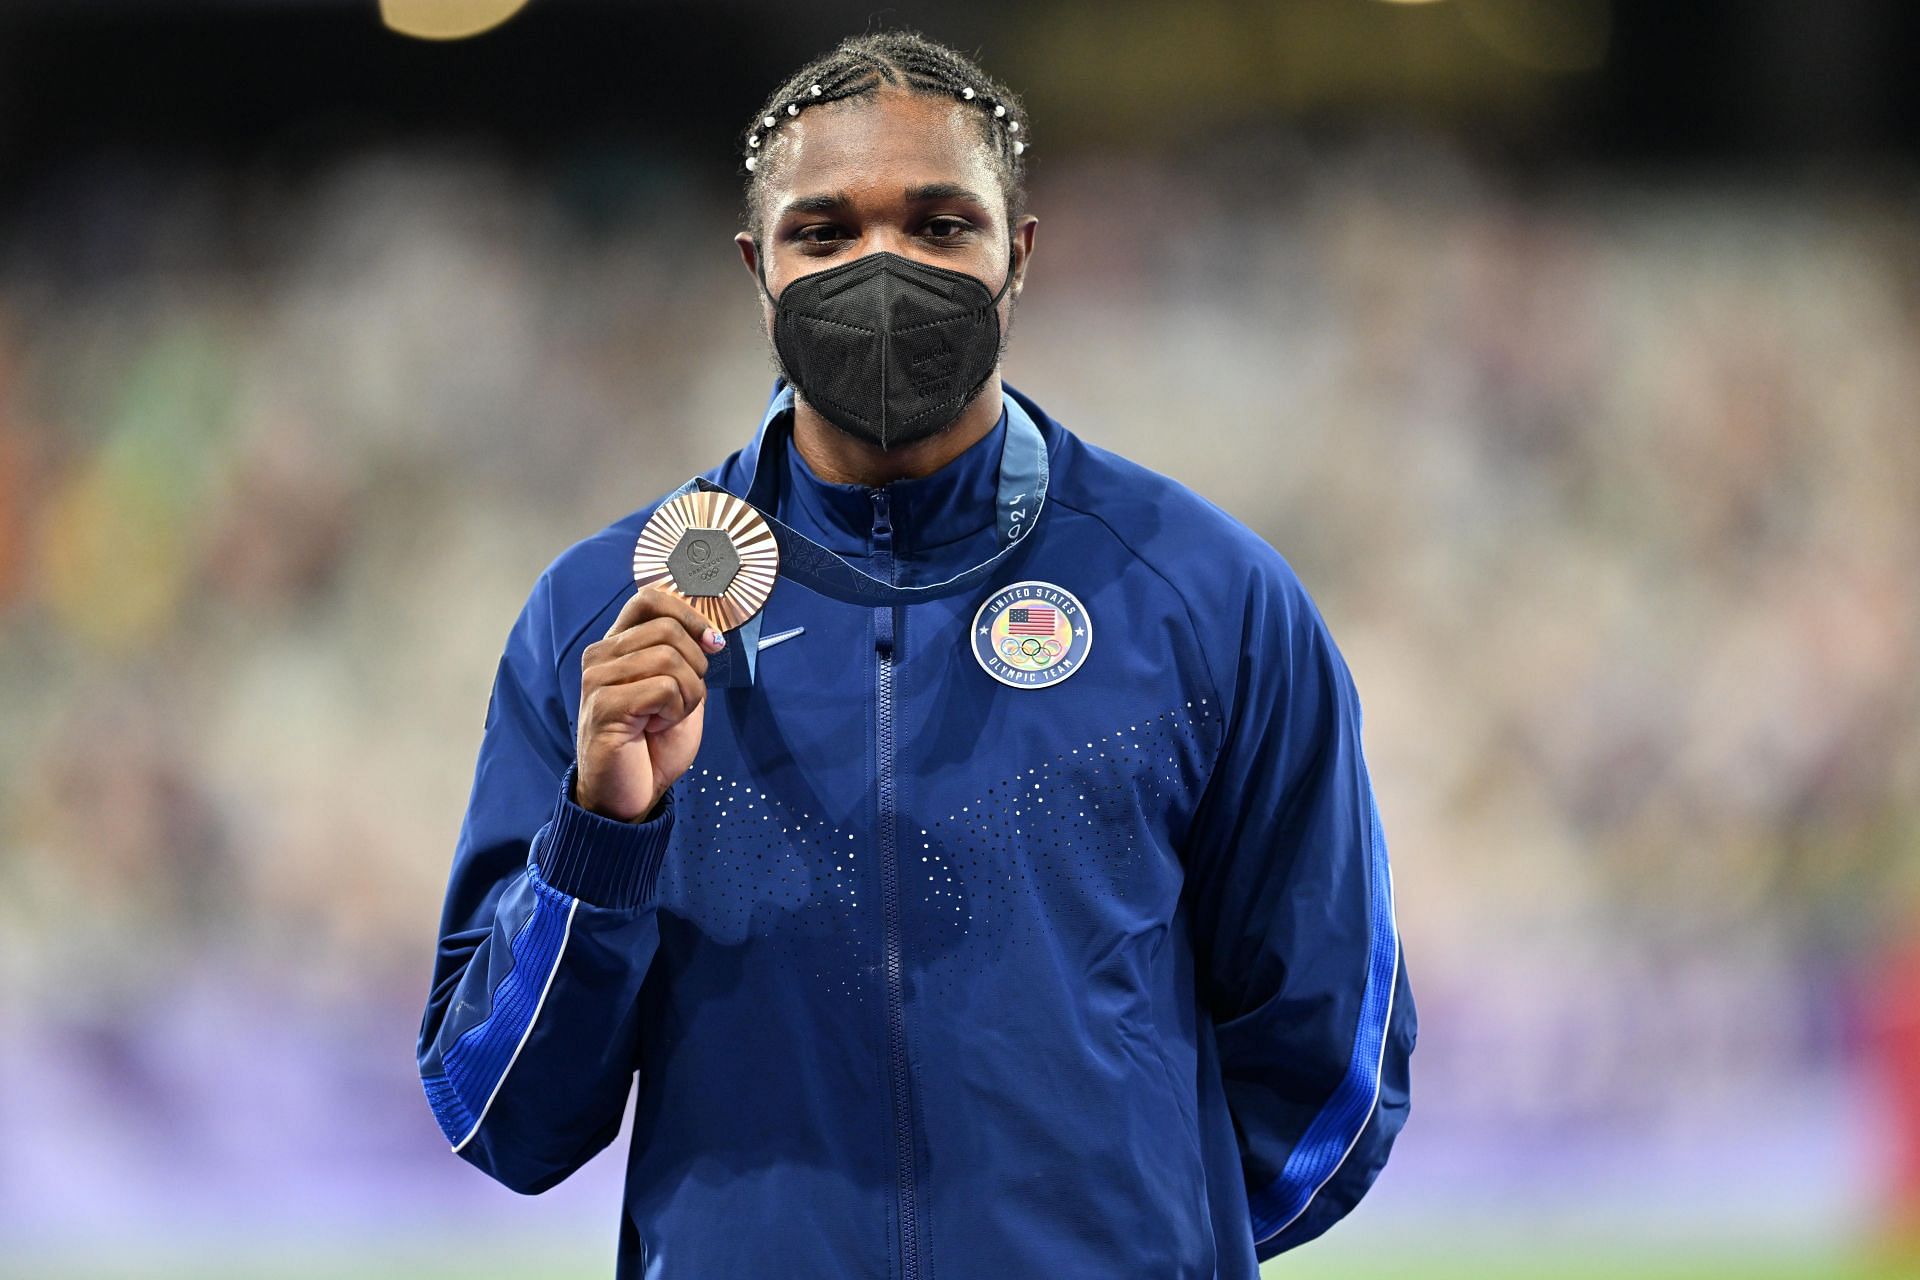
[740, 33, 1030, 230]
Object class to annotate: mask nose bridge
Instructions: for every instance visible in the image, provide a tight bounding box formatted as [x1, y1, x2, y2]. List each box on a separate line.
[756, 244, 1015, 310]
[820, 260, 892, 303]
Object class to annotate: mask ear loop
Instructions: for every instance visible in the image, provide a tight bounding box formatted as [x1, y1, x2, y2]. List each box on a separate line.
[988, 242, 1018, 310]
[751, 237, 778, 307]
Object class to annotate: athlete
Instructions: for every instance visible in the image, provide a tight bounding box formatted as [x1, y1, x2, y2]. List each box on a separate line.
[416, 29, 1415, 1279]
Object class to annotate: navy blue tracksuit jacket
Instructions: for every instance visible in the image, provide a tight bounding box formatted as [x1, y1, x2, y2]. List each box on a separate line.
[417, 379, 1416, 1278]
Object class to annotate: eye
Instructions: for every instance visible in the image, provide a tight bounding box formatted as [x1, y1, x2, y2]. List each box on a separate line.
[794, 224, 848, 245]
[923, 216, 974, 241]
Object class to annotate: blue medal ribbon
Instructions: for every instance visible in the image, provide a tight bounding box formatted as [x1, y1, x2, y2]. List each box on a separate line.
[664, 383, 1050, 687]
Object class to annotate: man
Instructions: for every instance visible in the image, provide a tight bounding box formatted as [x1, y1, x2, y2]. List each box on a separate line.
[417, 29, 1415, 1279]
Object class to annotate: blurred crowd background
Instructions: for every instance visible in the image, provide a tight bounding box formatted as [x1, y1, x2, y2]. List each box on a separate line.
[1, 1, 1916, 1277]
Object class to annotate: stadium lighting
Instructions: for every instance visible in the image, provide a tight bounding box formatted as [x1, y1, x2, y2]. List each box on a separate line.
[380, 0, 532, 40]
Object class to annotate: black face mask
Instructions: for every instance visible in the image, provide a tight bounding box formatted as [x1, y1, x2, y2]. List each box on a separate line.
[755, 246, 1017, 450]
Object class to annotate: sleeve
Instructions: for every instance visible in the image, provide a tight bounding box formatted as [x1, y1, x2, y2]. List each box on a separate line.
[415, 568, 675, 1195]
[1180, 553, 1417, 1261]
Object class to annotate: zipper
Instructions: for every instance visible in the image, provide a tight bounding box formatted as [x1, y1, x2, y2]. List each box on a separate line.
[870, 488, 921, 1280]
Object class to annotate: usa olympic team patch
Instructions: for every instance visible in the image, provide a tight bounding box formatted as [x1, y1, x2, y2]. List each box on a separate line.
[971, 580, 1091, 689]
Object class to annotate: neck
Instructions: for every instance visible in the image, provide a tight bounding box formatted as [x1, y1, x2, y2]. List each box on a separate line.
[790, 377, 1005, 487]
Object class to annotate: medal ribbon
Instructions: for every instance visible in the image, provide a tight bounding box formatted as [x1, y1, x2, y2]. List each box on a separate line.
[662, 383, 1050, 687]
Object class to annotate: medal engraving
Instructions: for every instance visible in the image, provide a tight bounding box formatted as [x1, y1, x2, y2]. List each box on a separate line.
[666, 528, 741, 597]
[633, 491, 779, 632]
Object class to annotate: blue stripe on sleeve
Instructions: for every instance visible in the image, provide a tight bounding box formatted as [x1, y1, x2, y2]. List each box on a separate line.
[420, 874, 579, 1151]
[1247, 780, 1401, 1244]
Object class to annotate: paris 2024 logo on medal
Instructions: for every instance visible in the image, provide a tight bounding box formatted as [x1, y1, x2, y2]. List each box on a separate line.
[972, 580, 1091, 689]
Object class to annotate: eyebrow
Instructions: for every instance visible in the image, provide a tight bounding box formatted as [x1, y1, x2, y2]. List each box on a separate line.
[776, 183, 994, 222]
[779, 191, 852, 219]
[905, 182, 991, 208]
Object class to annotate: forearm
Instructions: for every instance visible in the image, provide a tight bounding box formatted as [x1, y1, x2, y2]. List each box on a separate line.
[419, 759, 675, 1193]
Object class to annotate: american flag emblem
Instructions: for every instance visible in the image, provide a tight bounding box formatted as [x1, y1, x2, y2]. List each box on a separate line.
[1007, 606, 1057, 635]
[971, 581, 1091, 689]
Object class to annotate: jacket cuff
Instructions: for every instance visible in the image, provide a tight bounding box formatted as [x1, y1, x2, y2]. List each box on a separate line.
[530, 760, 674, 910]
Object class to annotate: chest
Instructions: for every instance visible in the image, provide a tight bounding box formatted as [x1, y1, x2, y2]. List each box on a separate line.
[637, 547, 1224, 957]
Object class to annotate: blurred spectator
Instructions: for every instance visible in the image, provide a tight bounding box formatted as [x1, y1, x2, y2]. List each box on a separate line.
[1, 125, 1914, 1264]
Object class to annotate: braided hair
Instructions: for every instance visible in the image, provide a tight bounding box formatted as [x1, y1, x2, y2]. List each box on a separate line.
[739, 30, 1029, 239]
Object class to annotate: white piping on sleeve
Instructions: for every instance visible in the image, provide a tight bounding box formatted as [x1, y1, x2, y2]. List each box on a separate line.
[451, 896, 580, 1154]
[1254, 856, 1401, 1245]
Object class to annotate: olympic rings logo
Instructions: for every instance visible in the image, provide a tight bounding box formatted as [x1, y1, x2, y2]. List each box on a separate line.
[997, 633, 1065, 667]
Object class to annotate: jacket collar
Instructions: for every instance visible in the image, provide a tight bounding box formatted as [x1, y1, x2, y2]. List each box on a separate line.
[737, 378, 1014, 557]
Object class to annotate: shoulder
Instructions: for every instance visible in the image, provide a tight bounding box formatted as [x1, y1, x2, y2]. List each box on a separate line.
[1038, 408, 1338, 728]
[1049, 423, 1321, 632]
[1048, 423, 1363, 782]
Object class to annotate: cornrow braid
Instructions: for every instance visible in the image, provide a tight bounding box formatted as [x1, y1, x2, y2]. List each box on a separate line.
[739, 29, 1029, 238]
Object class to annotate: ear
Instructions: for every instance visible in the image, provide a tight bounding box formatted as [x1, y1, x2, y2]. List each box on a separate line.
[1010, 215, 1038, 297]
[736, 231, 778, 315]
[735, 231, 761, 280]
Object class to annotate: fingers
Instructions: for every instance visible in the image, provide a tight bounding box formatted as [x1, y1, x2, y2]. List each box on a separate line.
[592, 614, 712, 680]
[579, 587, 730, 740]
[583, 671, 701, 735]
[587, 645, 707, 722]
[599, 584, 726, 652]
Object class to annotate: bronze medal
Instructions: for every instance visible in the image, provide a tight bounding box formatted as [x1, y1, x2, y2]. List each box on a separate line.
[632, 490, 780, 633]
